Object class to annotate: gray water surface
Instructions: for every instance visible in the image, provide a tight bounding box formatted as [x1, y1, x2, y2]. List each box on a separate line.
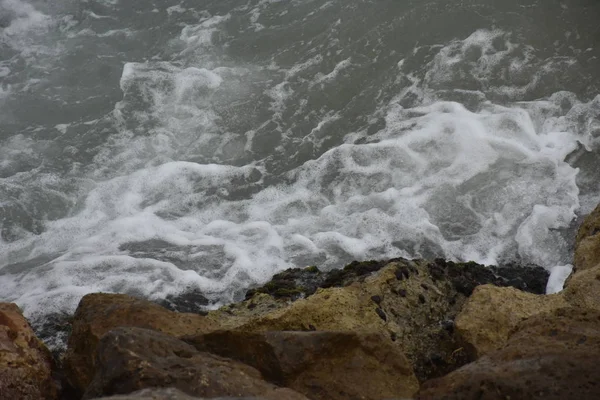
[1, 0, 599, 321]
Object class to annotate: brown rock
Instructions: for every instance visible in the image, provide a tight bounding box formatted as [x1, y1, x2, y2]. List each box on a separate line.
[574, 203, 600, 272]
[83, 327, 309, 400]
[64, 293, 220, 395]
[229, 261, 471, 382]
[455, 285, 568, 358]
[0, 303, 58, 400]
[186, 330, 419, 400]
[89, 387, 266, 399]
[418, 307, 600, 400]
[563, 265, 600, 311]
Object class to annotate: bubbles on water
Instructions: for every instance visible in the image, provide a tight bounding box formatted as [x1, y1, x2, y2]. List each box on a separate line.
[1, 0, 599, 330]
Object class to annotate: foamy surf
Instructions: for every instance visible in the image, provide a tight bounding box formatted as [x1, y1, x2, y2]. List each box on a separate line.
[1, 0, 599, 340]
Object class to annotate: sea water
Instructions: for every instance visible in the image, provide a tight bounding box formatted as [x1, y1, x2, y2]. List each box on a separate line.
[1, 0, 599, 334]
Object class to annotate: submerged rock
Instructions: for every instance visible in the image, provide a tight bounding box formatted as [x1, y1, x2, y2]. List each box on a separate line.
[574, 202, 600, 272]
[64, 293, 219, 396]
[83, 327, 308, 400]
[417, 307, 600, 400]
[185, 330, 419, 400]
[454, 285, 569, 358]
[0, 303, 58, 400]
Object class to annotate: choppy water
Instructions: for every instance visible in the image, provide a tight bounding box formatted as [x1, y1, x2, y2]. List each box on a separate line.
[1, 0, 600, 323]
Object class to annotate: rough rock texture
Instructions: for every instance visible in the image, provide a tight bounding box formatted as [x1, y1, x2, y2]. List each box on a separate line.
[563, 265, 600, 311]
[90, 387, 265, 399]
[455, 285, 569, 358]
[210, 259, 548, 382]
[186, 330, 419, 400]
[84, 327, 309, 400]
[0, 303, 58, 400]
[418, 307, 600, 400]
[574, 202, 600, 272]
[64, 293, 220, 395]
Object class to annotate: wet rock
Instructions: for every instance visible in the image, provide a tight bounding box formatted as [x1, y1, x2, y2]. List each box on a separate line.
[454, 285, 568, 358]
[428, 259, 548, 295]
[209, 258, 549, 382]
[90, 387, 266, 399]
[229, 261, 469, 382]
[64, 293, 220, 396]
[574, 202, 600, 272]
[156, 289, 209, 315]
[418, 308, 600, 400]
[185, 330, 419, 400]
[83, 327, 308, 400]
[0, 303, 58, 400]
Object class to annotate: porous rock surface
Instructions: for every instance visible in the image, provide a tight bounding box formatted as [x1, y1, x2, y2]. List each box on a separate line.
[417, 307, 600, 400]
[64, 293, 219, 395]
[0, 302, 58, 400]
[454, 284, 569, 358]
[186, 330, 419, 400]
[83, 327, 308, 400]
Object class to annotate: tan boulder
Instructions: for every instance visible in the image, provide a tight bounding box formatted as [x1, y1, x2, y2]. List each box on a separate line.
[574, 202, 600, 272]
[186, 330, 419, 400]
[230, 261, 468, 382]
[64, 293, 220, 395]
[210, 259, 548, 382]
[455, 285, 568, 358]
[563, 265, 600, 311]
[418, 307, 600, 400]
[83, 327, 308, 400]
[0, 303, 58, 400]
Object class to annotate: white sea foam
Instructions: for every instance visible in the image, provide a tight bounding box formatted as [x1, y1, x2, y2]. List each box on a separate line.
[0, 18, 597, 329]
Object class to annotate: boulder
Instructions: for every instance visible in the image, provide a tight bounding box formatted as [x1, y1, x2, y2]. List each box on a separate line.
[89, 387, 265, 399]
[563, 265, 600, 311]
[84, 327, 309, 400]
[0, 303, 58, 400]
[454, 285, 568, 358]
[64, 293, 220, 395]
[186, 330, 419, 400]
[417, 307, 600, 400]
[574, 202, 600, 272]
[219, 259, 548, 382]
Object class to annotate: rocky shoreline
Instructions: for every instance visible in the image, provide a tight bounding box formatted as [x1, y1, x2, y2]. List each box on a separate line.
[2, 203, 600, 400]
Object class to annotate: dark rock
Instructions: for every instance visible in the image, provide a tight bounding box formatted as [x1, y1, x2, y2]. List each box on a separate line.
[418, 308, 600, 400]
[418, 294, 426, 304]
[156, 289, 209, 314]
[185, 330, 419, 400]
[84, 327, 309, 400]
[428, 259, 548, 295]
[370, 295, 382, 305]
[375, 307, 387, 321]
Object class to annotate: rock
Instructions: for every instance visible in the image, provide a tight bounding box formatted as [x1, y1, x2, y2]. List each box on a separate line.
[418, 307, 600, 400]
[89, 387, 269, 399]
[185, 330, 419, 400]
[0, 303, 58, 400]
[563, 265, 600, 311]
[64, 293, 220, 396]
[574, 202, 600, 272]
[83, 327, 309, 400]
[455, 285, 569, 358]
[213, 259, 547, 382]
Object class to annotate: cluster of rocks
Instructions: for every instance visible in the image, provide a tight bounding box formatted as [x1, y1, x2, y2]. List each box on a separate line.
[2, 203, 600, 400]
